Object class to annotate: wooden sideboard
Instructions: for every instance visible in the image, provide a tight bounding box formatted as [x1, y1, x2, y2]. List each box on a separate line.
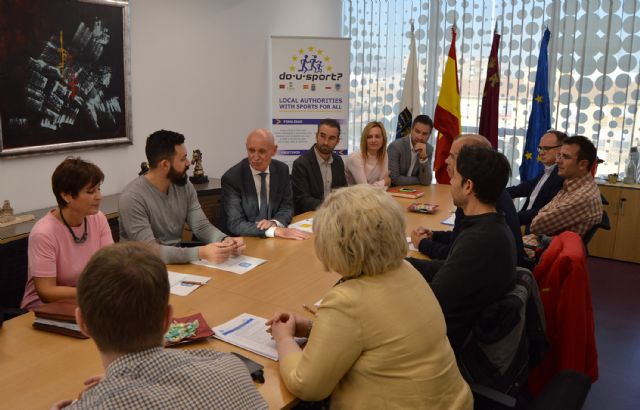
[588, 182, 640, 264]
[0, 179, 222, 309]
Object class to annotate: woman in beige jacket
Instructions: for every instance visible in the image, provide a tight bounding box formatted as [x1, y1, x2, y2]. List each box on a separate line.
[268, 184, 472, 409]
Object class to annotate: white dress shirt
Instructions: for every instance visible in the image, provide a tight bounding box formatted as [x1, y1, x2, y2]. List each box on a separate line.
[250, 165, 283, 237]
[527, 164, 556, 210]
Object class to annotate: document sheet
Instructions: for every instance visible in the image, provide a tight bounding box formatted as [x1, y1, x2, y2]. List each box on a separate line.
[288, 218, 314, 233]
[167, 271, 211, 296]
[213, 313, 279, 360]
[191, 255, 267, 275]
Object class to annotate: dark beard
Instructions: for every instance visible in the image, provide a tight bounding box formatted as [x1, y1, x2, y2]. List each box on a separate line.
[168, 166, 189, 186]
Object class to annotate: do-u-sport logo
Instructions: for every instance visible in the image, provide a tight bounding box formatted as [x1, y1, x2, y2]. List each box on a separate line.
[279, 46, 344, 82]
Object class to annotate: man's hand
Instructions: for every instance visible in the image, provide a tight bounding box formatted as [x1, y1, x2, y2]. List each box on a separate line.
[256, 219, 276, 230]
[274, 227, 311, 240]
[411, 227, 432, 248]
[198, 242, 235, 263]
[222, 236, 245, 256]
[414, 142, 427, 160]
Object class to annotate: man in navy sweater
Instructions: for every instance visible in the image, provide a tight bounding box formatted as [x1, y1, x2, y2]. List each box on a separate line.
[410, 134, 526, 266]
[408, 145, 516, 350]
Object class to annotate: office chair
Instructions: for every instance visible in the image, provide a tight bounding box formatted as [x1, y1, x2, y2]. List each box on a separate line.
[458, 267, 548, 409]
[582, 193, 610, 253]
[529, 370, 592, 410]
[582, 210, 610, 254]
[528, 232, 598, 396]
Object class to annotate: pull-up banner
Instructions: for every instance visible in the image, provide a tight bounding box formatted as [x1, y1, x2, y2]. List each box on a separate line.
[270, 36, 350, 168]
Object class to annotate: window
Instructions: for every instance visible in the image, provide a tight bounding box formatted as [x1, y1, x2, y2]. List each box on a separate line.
[342, 0, 640, 181]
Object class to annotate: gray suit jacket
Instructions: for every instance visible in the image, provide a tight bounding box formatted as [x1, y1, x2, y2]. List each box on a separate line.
[387, 135, 433, 186]
[221, 158, 293, 237]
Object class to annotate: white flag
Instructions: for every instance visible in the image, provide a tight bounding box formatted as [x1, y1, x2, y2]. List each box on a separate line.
[395, 26, 421, 139]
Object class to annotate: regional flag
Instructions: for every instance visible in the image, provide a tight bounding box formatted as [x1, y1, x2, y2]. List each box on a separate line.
[433, 28, 461, 184]
[479, 29, 501, 149]
[395, 24, 421, 139]
[520, 28, 551, 182]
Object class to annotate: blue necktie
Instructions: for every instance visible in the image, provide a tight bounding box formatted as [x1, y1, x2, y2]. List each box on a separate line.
[259, 172, 268, 220]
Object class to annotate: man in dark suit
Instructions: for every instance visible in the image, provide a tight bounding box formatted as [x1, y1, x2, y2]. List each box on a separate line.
[291, 119, 347, 214]
[222, 129, 310, 240]
[507, 130, 566, 232]
[387, 115, 434, 186]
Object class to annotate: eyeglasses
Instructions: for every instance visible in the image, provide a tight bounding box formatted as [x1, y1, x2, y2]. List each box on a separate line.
[537, 144, 562, 152]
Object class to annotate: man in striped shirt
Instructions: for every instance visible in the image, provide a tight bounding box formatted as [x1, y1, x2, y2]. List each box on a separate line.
[523, 136, 603, 252]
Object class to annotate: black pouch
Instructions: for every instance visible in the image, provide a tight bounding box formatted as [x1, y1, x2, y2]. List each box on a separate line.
[231, 352, 265, 383]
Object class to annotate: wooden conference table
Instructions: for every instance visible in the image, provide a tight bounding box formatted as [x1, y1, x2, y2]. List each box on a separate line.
[0, 184, 453, 409]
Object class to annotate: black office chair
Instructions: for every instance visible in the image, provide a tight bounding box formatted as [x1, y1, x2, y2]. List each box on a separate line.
[582, 210, 611, 254]
[457, 267, 549, 409]
[529, 370, 592, 410]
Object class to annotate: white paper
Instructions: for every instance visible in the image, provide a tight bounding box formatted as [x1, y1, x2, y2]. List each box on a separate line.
[213, 313, 279, 360]
[167, 271, 210, 296]
[289, 218, 313, 233]
[191, 255, 267, 275]
[441, 213, 456, 226]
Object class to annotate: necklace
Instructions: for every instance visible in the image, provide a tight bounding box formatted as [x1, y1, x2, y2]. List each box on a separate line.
[59, 208, 88, 244]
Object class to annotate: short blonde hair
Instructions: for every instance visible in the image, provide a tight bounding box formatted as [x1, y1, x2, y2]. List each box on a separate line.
[314, 185, 408, 277]
[360, 121, 388, 163]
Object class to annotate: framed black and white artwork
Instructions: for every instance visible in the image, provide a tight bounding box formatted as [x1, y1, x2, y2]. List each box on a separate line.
[0, 0, 131, 156]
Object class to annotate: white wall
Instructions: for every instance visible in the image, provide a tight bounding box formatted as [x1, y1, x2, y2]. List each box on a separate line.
[0, 0, 342, 213]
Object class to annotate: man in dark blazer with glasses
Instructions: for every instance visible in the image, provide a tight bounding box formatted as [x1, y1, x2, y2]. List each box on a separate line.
[507, 130, 566, 233]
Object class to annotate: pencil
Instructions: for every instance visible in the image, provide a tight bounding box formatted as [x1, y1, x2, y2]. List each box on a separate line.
[302, 304, 317, 316]
[181, 281, 203, 286]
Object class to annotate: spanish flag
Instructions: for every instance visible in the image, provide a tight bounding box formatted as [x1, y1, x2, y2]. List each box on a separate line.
[433, 28, 461, 184]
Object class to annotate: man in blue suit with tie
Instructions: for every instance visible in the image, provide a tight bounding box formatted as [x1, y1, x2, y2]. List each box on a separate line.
[507, 130, 566, 232]
[222, 129, 310, 240]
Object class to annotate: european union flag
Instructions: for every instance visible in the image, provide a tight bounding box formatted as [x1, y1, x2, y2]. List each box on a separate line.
[520, 28, 551, 182]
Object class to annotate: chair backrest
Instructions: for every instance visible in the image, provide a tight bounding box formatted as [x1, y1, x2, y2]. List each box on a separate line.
[529, 370, 592, 410]
[582, 210, 610, 251]
[457, 267, 547, 407]
[529, 232, 598, 396]
[582, 194, 610, 252]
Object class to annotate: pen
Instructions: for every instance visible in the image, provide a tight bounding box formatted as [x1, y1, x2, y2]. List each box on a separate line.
[181, 281, 203, 286]
[302, 304, 317, 316]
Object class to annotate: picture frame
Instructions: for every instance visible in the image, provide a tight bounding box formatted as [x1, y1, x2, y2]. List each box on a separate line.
[0, 0, 132, 156]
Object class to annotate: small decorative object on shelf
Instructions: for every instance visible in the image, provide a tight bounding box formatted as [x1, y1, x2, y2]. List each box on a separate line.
[0, 200, 34, 227]
[0, 200, 16, 223]
[138, 161, 149, 176]
[189, 149, 209, 184]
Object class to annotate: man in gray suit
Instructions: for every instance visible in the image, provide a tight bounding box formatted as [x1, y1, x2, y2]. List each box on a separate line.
[387, 115, 434, 186]
[221, 129, 310, 240]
